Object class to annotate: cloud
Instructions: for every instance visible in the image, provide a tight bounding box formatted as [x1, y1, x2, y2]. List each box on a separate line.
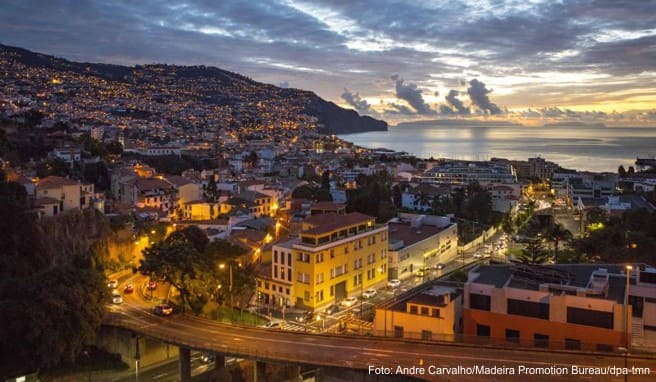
[391, 75, 436, 114]
[467, 79, 502, 115]
[385, 102, 416, 115]
[445, 90, 470, 115]
[341, 88, 372, 114]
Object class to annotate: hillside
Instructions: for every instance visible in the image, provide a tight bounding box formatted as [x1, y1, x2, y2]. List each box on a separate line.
[0, 43, 387, 134]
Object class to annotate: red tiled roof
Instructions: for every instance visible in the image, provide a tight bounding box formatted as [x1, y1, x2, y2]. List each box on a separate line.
[37, 176, 79, 189]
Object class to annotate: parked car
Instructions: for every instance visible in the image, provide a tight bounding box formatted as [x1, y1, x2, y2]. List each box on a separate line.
[324, 304, 340, 315]
[199, 353, 214, 364]
[387, 279, 401, 288]
[107, 280, 118, 289]
[435, 263, 445, 270]
[474, 252, 483, 259]
[262, 321, 281, 329]
[340, 296, 358, 307]
[111, 290, 122, 304]
[123, 283, 134, 294]
[153, 303, 174, 316]
[362, 288, 377, 299]
[296, 311, 314, 323]
[147, 281, 157, 290]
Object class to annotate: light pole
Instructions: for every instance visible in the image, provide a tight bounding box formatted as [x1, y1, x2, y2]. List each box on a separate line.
[219, 263, 233, 310]
[624, 265, 632, 350]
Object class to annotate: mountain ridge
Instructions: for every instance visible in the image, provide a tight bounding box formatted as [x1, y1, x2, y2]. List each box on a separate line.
[0, 43, 387, 134]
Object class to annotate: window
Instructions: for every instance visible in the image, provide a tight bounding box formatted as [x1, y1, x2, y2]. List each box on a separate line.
[317, 272, 324, 284]
[367, 253, 375, 264]
[565, 338, 581, 350]
[287, 271, 292, 282]
[354, 258, 363, 270]
[507, 299, 549, 320]
[394, 326, 404, 338]
[470, 293, 491, 311]
[420, 307, 429, 315]
[274, 251, 278, 263]
[567, 307, 613, 329]
[330, 249, 335, 259]
[304, 291, 311, 301]
[410, 305, 418, 314]
[534, 333, 549, 348]
[316, 252, 324, 263]
[285, 288, 290, 295]
[354, 273, 362, 286]
[316, 290, 324, 302]
[279, 252, 284, 265]
[432, 308, 440, 318]
[287, 253, 292, 265]
[265, 282, 270, 290]
[421, 330, 432, 341]
[476, 325, 490, 337]
[344, 245, 349, 255]
[596, 344, 614, 352]
[330, 285, 334, 297]
[505, 329, 520, 343]
[280, 269, 285, 280]
[381, 249, 387, 259]
[274, 266, 278, 278]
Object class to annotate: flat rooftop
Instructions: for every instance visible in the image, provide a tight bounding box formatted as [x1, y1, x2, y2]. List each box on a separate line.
[388, 221, 451, 248]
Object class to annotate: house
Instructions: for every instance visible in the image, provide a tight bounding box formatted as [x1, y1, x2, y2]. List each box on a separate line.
[34, 176, 96, 217]
[374, 284, 462, 339]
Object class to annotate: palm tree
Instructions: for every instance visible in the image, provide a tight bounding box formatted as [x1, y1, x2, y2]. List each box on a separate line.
[414, 192, 430, 210]
[545, 224, 573, 263]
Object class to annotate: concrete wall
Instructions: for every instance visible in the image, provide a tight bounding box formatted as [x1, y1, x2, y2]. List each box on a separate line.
[95, 327, 179, 370]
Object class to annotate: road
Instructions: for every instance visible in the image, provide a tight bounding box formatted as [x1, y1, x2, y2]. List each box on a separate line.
[106, 299, 656, 381]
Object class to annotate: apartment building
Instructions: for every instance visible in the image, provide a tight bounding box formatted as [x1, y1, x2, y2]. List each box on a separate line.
[258, 212, 389, 311]
[464, 263, 656, 351]
[387, 214, 457, 280]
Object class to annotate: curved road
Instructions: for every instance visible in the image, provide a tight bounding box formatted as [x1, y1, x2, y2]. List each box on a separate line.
[106, 299, 656, 381]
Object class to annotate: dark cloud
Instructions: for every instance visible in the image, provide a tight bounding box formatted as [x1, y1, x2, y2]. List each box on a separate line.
[386, 102, 416, 115]
[391, 75, 436, 115]
[467, 79, 502, 115]
[445, 90, 470, 115]
[341, 88, 372, 114]
[0, 0, 654, 119]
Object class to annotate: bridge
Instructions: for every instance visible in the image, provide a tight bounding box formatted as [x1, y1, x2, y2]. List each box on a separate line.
[104, 305, 656, 382]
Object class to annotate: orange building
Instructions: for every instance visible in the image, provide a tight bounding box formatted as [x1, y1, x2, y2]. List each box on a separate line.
[463, 263, 643, 351]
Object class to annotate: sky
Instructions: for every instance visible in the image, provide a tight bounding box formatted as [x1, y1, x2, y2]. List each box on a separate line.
[1, 0, 655, 125]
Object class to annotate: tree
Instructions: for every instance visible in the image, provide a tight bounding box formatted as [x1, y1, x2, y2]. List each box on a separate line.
[545, 224, 572, 263]
[628, 166, 635, 175]
[246, 151, 258, 168]
[205, 176, 218, 202]
[618, 165, 627, 178]
[167, 225, 210, 253]
[585, 207, 608, 226]
[518, 239, 548, 264]
[413, 192, 431, 210]
[321, 170, 331, 190]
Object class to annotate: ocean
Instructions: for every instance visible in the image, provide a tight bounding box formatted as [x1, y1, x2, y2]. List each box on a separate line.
[339, 122, 656, 173]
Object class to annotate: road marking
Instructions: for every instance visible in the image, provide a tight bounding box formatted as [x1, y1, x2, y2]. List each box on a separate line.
[152, 372, 168, 379]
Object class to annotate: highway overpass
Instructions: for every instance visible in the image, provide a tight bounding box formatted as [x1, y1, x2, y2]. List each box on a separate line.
[104, 305, 656, 382]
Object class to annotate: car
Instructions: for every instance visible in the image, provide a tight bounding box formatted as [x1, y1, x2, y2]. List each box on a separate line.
[362, 288, 377, 299]
[111, 290, 122, 304]
[199, 353, 215, 364]
[340, 296, 358, 307]
[387, 279, 401, 288]
[123, 283, 134, 294]
[147, 281, 157, 290]
[296, 311, 314, 323]
[262, 321, 281, 329]
[474, 252, 483, 259]
[415, 268, 429, 277]
[435, 263, 445, 270]
[153, 303, 174, 316]
[324, 304, 340, 315]
[138, 266, 150, 275]
[107, 279, 118, 289]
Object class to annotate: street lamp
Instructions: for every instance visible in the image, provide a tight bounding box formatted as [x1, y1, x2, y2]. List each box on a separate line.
[219, 263, 233, 309]
[624, 265, 632, 352]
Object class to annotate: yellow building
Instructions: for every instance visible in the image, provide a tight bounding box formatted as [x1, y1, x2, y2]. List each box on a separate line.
[259, 212, 389, 311]
[374, 285, 462, 340]
[182, 201, 219, 220]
